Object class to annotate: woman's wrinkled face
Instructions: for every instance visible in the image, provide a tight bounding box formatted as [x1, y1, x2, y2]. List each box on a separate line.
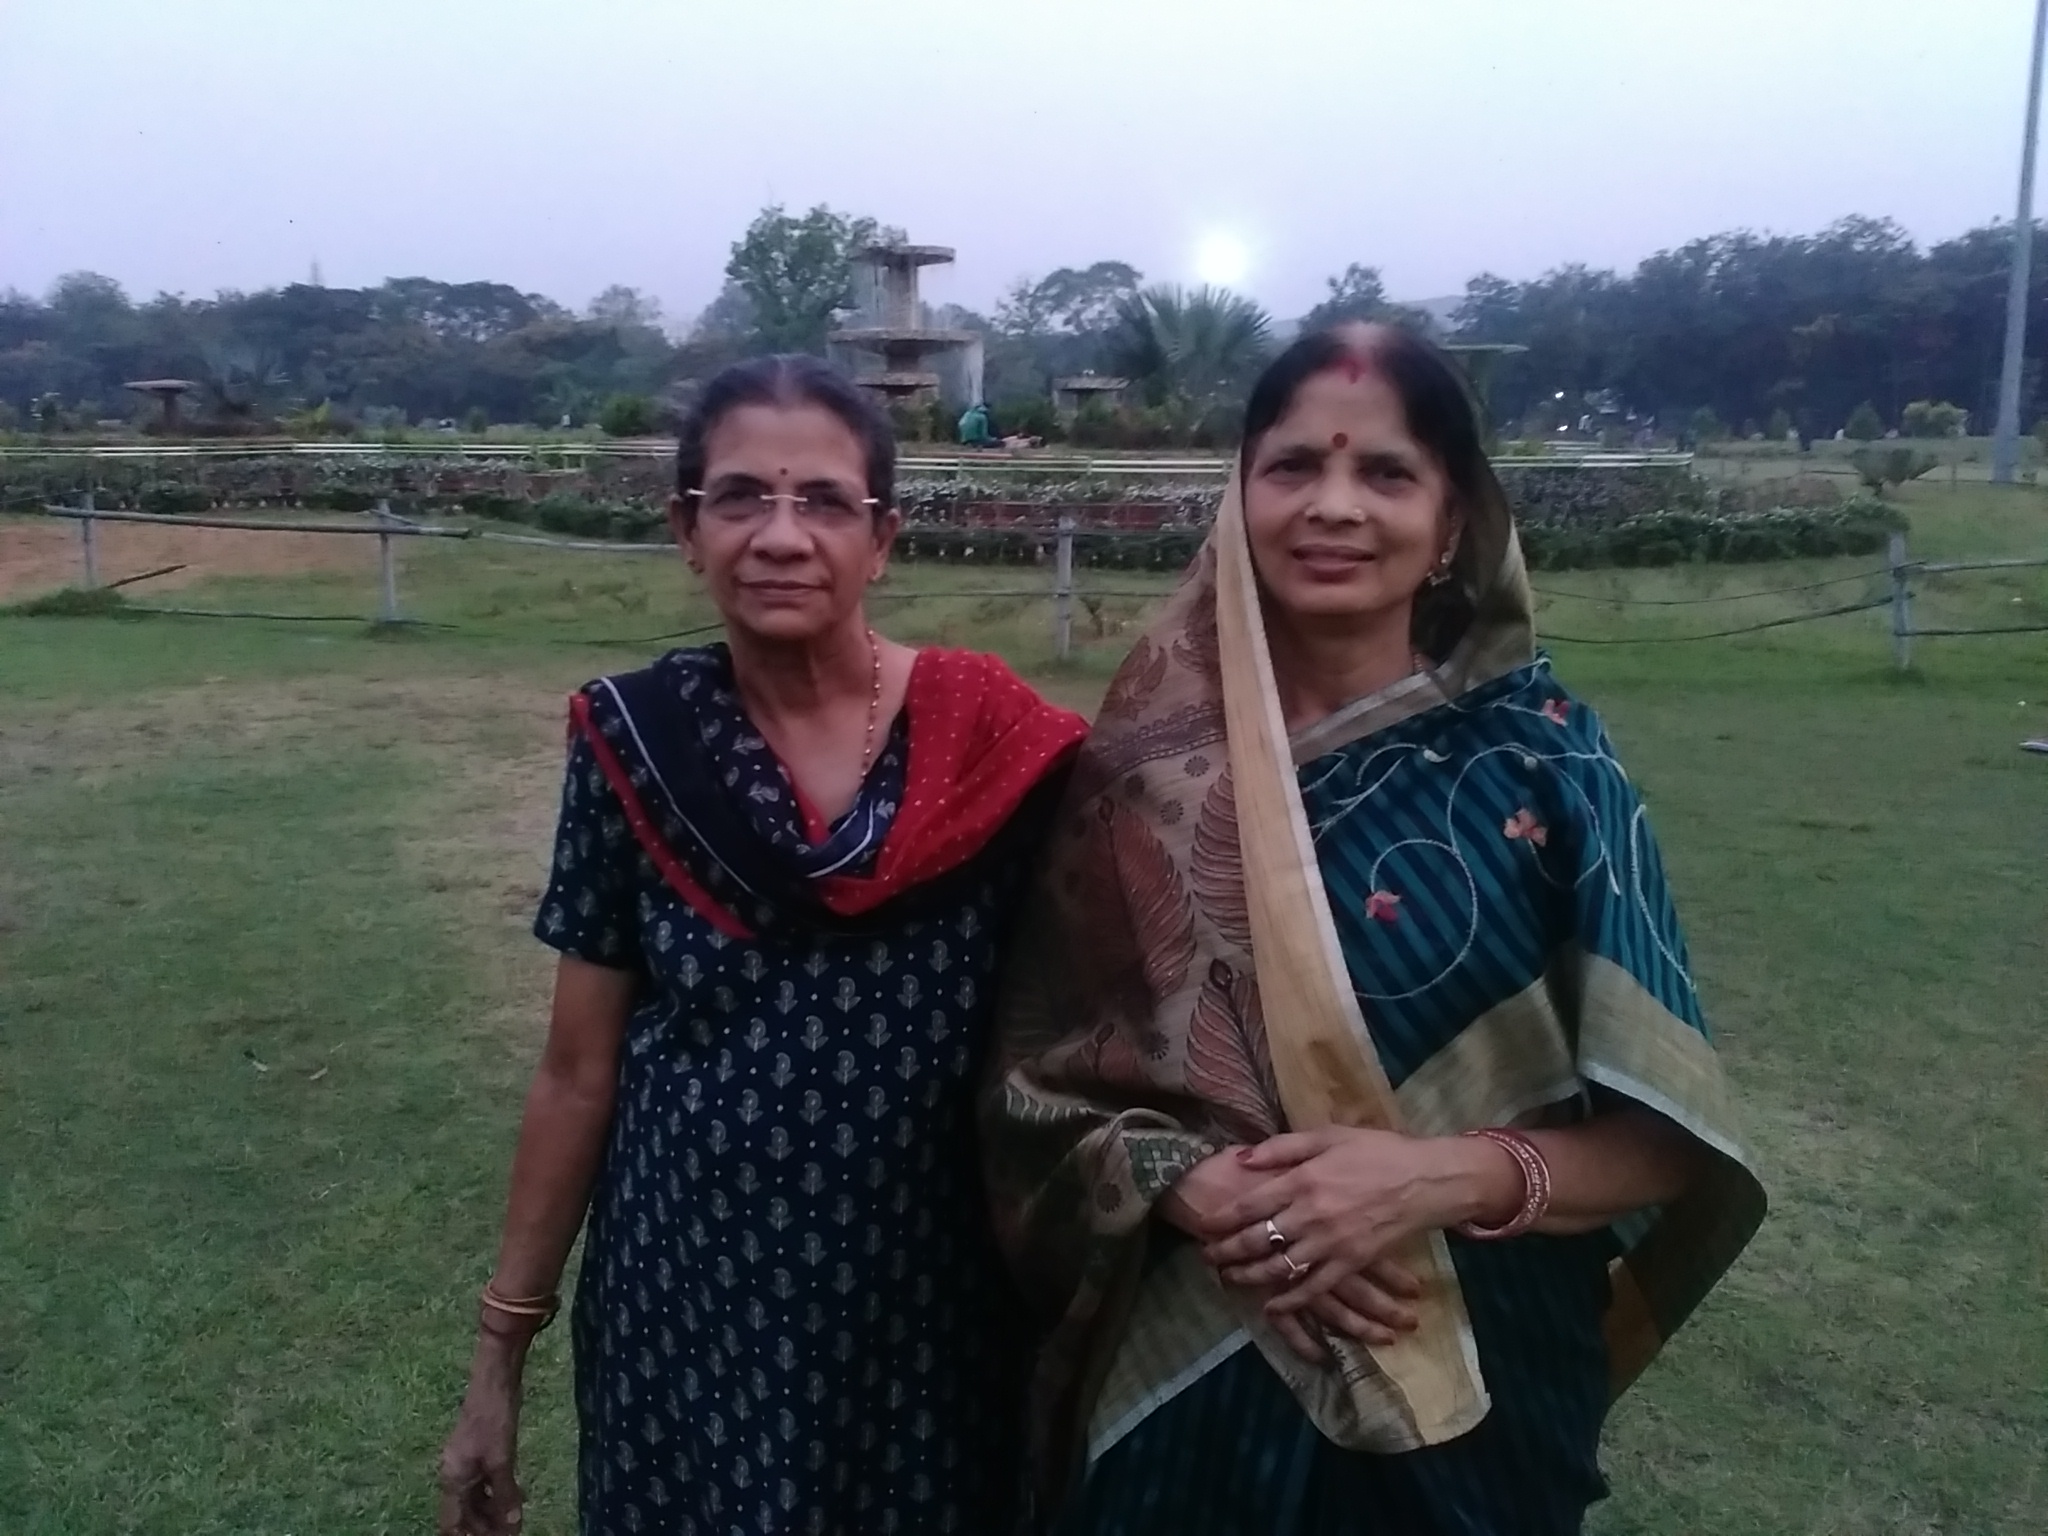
[1242, 364, 1457, 628]
[671, 402, 899, 644]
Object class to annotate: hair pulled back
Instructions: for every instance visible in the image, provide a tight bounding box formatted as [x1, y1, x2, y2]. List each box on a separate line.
[674, 354, 896, 516]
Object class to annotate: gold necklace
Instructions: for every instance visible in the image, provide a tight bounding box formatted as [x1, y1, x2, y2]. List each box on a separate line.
[859, 628, 882, 776]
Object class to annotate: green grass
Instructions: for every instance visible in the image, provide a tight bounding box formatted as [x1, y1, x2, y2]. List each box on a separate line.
[0, 674, 584, 1534]
[2, 483, 2045, 1533]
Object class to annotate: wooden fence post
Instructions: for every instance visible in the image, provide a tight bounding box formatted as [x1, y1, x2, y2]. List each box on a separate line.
[79, 492, 100, 588]
[1888, 529, 1913, 672]
[1053, 516, 1075, 661]
[376, 498, 400, 623]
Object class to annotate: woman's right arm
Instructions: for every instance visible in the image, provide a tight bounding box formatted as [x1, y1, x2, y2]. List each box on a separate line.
[484, 955, 634, 1300]
[437, 955, 633, 1536]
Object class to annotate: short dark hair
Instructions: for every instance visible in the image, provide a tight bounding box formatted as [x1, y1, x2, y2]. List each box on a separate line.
[674, 354, 896, 515]
[1238, 323, 1501, 658]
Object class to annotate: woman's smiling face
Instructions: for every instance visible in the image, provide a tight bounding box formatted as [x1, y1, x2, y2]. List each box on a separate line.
[673, 401, 898, 645]
[1241, 361, 1458, 628]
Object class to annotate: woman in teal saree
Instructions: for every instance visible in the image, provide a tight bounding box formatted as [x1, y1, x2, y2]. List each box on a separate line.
[985, 325, 1766, 1534]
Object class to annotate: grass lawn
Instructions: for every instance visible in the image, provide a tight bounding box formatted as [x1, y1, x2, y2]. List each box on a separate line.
[1, 480, 2044, 1534]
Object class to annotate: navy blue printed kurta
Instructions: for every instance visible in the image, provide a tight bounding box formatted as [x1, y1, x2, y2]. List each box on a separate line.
[536, 727, 1033, 1536]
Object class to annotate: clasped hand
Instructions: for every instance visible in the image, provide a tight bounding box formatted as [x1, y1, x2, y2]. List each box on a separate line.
[1158, 1128, 1463, 1363]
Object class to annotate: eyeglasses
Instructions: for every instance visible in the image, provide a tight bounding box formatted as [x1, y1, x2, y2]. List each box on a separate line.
[685, 487, 880, 527]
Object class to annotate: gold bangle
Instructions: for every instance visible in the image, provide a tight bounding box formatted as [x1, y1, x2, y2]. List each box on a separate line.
[480, 1281, 560, 1329]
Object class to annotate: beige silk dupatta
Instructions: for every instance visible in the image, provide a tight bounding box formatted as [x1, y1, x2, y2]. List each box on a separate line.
[1208, 475, 1489, 1442]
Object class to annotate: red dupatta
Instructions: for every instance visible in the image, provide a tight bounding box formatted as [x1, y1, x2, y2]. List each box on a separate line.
[571, 645, 1086, 939]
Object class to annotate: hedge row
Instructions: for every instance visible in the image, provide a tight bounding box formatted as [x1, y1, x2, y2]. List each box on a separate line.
[2, 455, 1902, 569]
[0, 452, 662, 515]
[6, 455, 1713, 530]
[895, 498, 1904, 572]
[1519, 499, 1905, 570]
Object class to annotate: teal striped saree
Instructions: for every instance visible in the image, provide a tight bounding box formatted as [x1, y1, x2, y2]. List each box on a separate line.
[983, 471, 1765, 1524]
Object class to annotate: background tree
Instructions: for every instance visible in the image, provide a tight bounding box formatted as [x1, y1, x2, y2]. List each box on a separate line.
[1302, 263, 1430, 332]
[1851, 445, 1939, 494]
[195, 342, 289, 427]
[723, 204, 888, 354]
[665, 280, 759, 398]
[1846, 401, 1885, 440]
[598, 393, 657, 437]
[983, 261, 1142, 402]
[585, 285, 666, 332]
[0, 271, 686, 430]
[1442, 215, 2044, 439]
[11, 209, 2048, 443]
[1016, 261, 1143, 335]
[1108, 284, 1273, 417]
[1900, 399, 1967, 438]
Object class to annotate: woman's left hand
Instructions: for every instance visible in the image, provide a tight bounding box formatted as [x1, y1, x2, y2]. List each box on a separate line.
[1200, 1127, 1501, 1315]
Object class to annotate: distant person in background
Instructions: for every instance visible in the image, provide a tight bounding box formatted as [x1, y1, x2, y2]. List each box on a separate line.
[987, 325, 1764, 1535]
[959, 400, 1000, 448]
[438, 355, 1087, 1536]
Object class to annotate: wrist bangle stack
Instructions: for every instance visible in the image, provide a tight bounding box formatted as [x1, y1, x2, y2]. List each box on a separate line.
[480, 1280, 560, 1333]
[1453, 1127, 1552, 1241]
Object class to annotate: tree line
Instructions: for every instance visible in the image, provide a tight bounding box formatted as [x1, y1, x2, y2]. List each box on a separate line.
[2, 206, 2041, 441]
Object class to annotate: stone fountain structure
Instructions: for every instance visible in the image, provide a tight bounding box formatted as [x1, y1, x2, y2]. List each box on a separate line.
[124, 377, 199, 431]
[828, 243, 982, 411]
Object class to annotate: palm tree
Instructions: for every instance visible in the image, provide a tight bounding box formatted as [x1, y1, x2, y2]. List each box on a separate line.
[195, 343, 289, 426]
[1108, 284, 1273, 413]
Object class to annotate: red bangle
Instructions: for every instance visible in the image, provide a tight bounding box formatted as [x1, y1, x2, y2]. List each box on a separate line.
[1454, 1127, 1551, 1240]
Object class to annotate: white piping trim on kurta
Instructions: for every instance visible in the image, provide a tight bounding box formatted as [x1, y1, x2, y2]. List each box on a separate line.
[594, 675, 761, 899]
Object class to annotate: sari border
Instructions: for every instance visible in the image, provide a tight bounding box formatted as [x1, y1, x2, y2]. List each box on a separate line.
[1213, 475, 1490, 1443]
[1285, 540, 1541, 766]
[1580, 1063, 1751, 1171]
[1288, 670, 1441, 765]
[1387, 965, 1586, 1136]
[1086, 1329, 1252, 1467]
[1574, 953, 1754, 1169]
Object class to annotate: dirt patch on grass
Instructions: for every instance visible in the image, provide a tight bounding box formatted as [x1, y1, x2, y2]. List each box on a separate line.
[0, 515, 374, 601]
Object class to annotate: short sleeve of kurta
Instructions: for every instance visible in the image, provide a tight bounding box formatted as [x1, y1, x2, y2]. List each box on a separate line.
[531, 734, 644, 972]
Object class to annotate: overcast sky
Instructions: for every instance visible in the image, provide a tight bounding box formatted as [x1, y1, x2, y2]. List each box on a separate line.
[2, 0, 2040, 323]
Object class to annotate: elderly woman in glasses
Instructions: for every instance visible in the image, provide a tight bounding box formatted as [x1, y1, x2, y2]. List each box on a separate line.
[438, 355, 1087, 1536]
